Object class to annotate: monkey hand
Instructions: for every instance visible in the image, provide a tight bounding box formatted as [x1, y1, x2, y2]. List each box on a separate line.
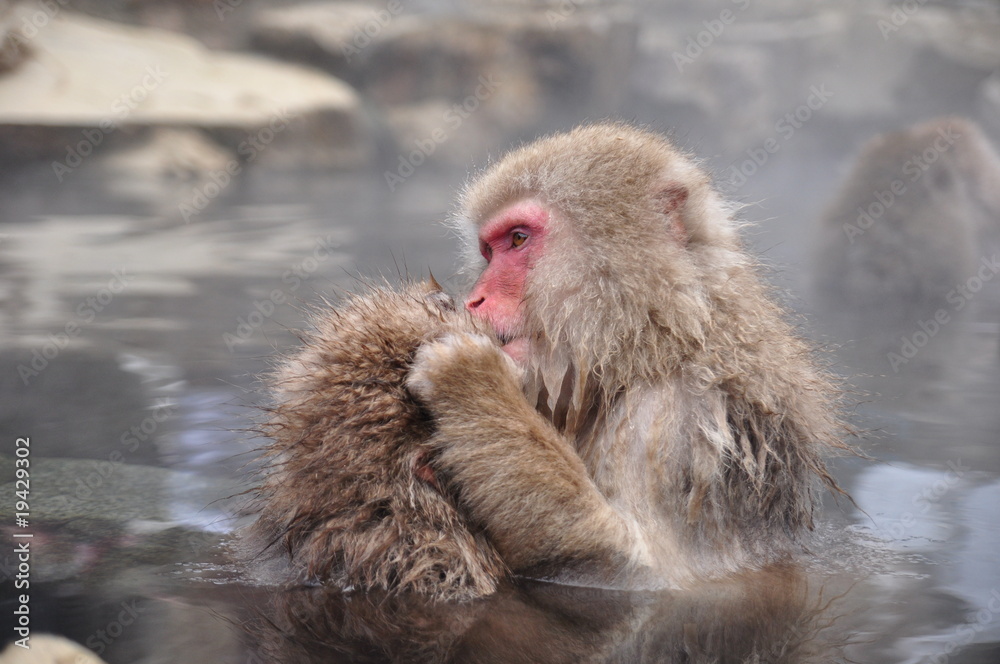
[407, 332, 524, 416]
[407, 334, 641, 580]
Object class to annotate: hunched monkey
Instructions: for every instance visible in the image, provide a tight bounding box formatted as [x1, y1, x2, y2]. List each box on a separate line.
[408, 122, 848, 589]
[249, 279, 506, 599]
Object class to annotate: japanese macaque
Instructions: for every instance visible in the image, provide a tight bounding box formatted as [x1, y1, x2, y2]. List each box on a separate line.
[248, 280, 506, 599]
[407, 122, 848, 589]
[813, 117, 1000, 322]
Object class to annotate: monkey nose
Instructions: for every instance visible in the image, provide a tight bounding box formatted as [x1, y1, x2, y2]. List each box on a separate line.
[465, 296, 485, 311]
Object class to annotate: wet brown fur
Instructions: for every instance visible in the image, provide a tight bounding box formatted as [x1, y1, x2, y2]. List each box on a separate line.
[249, 281, 507, 599]
[408, 123, 851, 588]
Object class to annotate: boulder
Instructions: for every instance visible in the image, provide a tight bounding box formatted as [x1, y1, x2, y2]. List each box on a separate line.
[250, 1, 638, 167]
[633, 3, 1000, 160]
[0, 6, 372, 175]
[0, 453, 235, 581]
[249, 2, 392, 88]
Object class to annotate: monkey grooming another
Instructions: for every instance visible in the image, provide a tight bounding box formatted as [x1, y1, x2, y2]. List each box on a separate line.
[407, 122, 849, 590]
[249, 280, 506, 599]
[249, 123, 847, 599]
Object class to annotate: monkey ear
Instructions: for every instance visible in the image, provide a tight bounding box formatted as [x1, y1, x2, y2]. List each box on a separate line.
[656, 183, 689, 245]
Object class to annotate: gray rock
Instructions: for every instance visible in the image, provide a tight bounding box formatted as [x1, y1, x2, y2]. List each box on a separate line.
[0, 455, 230, 527]
[96, 127, 239, 209]
[250, 2, 638, 167]
[0, 634, 108, 664]
[249, 2, 390, 87]
[0, 454, 234, 581]
[0, 7, 372, 174]
[634, 3, 1000, 159]
[371, 8, 638, 123]
[0, 3, 31, 73]
[54, 0, 259, 50]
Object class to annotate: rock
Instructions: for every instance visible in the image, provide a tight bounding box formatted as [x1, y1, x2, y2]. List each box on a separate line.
[249, 2, 392, 88]
[0, 634, 108, 664]
[633, 4, 1000, 160]
[0, 7, 372, 175]
[893, 5, 1000, 70]
[0, 3, 31, 73]
[381, 98, 509, 173]
[250, 2, 638, 168]
[96, 127, 238, 207]
[0, 454, 223, 526]
[100, 127, 236, 181]
[47, 0, 257, 50]
[0, 454, 233, 581]
[373, 9, 637, 123]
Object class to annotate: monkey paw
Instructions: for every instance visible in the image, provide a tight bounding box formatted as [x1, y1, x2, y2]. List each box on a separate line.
[407, 332, 522, 407]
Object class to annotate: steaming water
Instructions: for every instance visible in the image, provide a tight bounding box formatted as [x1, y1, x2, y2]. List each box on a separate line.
[0, 163, 998, 663]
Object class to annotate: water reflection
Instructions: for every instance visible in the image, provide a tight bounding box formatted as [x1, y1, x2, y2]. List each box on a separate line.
[237, 566, 846, 663]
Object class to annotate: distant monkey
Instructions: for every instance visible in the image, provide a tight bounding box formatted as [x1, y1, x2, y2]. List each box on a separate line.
[249, 280, 505, 599]
[407, 122, 848, 589]
[814, 117, 1000, 320]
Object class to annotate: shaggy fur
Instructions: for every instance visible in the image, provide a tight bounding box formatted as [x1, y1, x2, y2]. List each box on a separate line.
[814, 117, 1000, 321]
[249, 280, 507, 599]
[408, 122, 850, 588]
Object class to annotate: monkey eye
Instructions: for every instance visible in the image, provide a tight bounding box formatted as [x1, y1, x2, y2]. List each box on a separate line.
[511, 231, 528, 248]
[481, 243, 493, 262]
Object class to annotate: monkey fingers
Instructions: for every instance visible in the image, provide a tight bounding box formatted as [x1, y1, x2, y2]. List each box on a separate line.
[406, 331, 523, 408]
[407, 335, 647, 585]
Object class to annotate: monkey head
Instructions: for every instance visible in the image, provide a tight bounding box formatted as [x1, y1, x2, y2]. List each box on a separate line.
[454, 123, 746, 398]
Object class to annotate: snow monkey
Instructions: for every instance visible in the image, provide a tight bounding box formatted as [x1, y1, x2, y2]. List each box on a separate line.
[407, 122, 848, 589]
[814, 117, 1000, 323]
[249, 279, 506, 599]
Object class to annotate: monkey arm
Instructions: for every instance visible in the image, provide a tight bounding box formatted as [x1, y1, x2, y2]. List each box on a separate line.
[407, 333, 650, 586]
